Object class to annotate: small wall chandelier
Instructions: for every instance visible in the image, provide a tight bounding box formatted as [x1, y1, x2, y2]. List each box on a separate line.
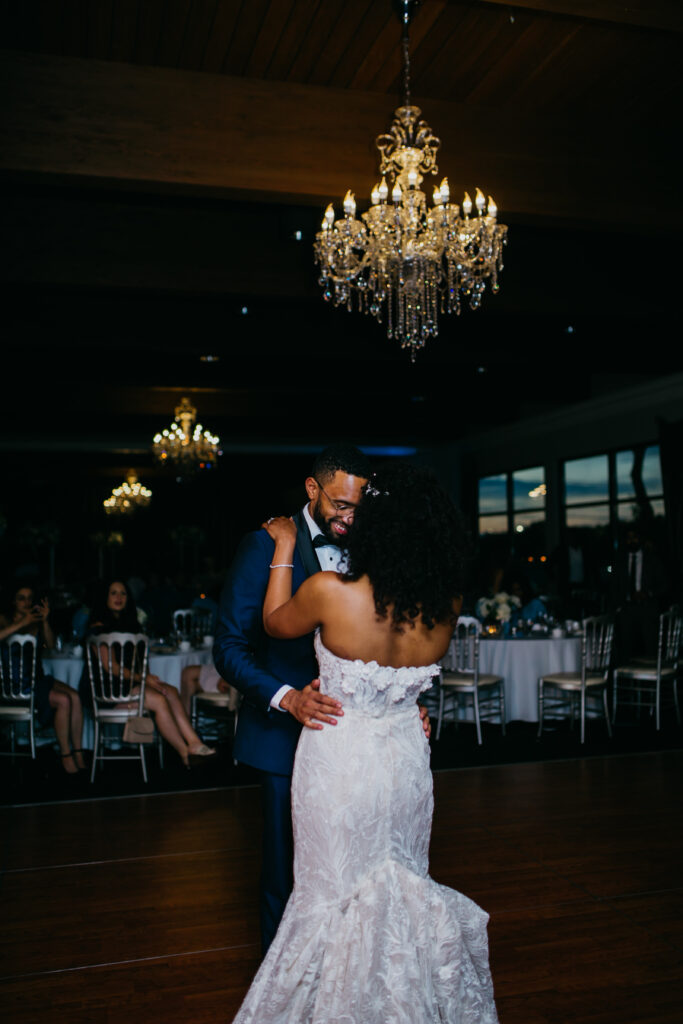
[152, 396, 221, 471]
[103, 471, 152, 516]
[314, 0, 507, 359]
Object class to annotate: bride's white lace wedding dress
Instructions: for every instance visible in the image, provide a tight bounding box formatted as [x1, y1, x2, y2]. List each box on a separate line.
[232, 633, 498, 1023]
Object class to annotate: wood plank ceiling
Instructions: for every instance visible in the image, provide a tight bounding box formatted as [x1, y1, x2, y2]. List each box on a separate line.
[5, 1, 680, 118]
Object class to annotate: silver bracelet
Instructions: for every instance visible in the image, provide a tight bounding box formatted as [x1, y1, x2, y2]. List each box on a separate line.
[270, 563, 294, 569]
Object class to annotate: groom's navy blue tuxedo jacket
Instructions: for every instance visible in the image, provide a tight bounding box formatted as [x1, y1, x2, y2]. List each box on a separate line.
[213, 509, 321, 776]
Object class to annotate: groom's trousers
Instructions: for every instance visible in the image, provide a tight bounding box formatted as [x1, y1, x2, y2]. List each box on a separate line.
[260, 771, 294, 956]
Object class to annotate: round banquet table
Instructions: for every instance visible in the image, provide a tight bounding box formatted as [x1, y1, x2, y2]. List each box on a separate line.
[43, 646, 214, 691]
[478, 635, 582, 722]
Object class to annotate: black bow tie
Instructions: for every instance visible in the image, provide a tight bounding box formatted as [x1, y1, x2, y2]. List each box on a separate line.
[312, 534, 333, 549]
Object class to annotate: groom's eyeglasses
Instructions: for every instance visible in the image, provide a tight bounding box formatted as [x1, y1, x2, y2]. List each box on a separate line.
[314, 479, 359, 518]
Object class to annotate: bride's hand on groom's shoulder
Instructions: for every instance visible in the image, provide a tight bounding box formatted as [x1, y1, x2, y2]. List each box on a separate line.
[262, 515, 297, 545]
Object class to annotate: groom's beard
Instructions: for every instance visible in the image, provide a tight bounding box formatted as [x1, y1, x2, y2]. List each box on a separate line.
[311, 497, 350, 548]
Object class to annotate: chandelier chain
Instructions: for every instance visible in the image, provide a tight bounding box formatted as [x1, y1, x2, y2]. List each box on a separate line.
[401, 14, 411, 109]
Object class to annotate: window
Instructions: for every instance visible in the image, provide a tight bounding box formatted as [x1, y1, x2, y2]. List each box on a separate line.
[565, 455, 608, 503]
[477, 467, 546, 555]
[615, 446, 662, 500]
[513, 467, 546, 511]
[478, 474, 507, 514]
[562, 445, 664, 535]
[478, 474, 508, 537]
[615, 446, 665, 524]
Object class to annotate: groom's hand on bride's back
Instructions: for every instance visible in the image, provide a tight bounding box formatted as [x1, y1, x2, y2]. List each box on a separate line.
[279, 678, 343, 729]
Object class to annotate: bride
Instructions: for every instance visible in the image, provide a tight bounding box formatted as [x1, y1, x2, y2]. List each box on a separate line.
[232, 462, 498, 1023]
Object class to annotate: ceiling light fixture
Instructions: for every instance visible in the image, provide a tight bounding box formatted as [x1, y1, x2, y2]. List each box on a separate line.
[152, 396, 221, 472]
[314, 0, 507, 359]
[103, 471, 152, 516]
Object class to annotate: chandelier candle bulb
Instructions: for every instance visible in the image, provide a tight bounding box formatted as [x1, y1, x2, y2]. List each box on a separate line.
[392, 182, 402, 203]
[378, 177, 389, 202]
[463, 192, 473, 216]
[487, 196, 497, 218]
[475, 188, 486, 213]
[343, 191, 356, 216]
[371, 184, 380, 205]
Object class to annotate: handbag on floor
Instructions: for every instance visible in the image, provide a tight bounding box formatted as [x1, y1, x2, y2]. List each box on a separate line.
[122, 716, 154, 744]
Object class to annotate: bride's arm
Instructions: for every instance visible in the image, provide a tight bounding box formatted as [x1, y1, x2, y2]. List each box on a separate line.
[265, 574, 328, 638]
[261, 516, 326, 639]
[262, 516, 297, 624]
[261, 516, 343, 729]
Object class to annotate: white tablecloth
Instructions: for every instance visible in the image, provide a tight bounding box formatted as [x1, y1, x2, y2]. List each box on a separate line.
[478, 636, 582, 722]
[43, 647, 213, 692]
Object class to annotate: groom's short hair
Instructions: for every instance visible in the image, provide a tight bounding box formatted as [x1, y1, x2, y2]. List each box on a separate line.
[312, 444, 371, 484]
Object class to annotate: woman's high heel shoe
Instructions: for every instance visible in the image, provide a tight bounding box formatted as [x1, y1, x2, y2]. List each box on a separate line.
[188, 744, 217, 765]
[60, 752, 79, 776]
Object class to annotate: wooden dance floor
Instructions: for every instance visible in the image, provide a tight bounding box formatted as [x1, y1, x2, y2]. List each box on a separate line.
[1, 750, 682, 1023]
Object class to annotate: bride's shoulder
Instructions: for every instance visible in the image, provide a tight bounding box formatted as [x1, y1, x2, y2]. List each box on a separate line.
[307, 570, 365, 600]
[309, 570, 347, 591]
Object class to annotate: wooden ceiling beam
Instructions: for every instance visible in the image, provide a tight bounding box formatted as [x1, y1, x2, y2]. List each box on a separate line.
[1, 49, 678, 230]
[435, 0, 683, 33]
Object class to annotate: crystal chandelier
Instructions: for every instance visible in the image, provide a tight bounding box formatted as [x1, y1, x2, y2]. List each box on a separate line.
[152, 396, 221, 471]
[314, 0, 507, 359]
[103, 471, 152, 516]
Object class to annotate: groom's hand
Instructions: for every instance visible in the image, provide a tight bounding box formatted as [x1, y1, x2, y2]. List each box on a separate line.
[419, 705, 431, 740]
[280, 679, 343, 729]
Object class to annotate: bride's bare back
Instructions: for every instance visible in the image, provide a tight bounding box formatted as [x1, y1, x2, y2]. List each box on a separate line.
[317, 573, 456, 668]
[265, 570, 458, 669]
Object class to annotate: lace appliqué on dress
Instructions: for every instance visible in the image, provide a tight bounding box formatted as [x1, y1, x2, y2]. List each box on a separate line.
[313, 631, 440, 713]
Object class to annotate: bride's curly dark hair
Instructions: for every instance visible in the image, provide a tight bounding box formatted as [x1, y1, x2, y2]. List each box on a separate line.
[344, 461, 468, 631]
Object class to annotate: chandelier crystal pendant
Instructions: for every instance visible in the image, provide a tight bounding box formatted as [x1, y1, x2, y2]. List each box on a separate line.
[314, 0, 507, 359]
[103, 471, 152, 516]
[152, 396, 222, 472]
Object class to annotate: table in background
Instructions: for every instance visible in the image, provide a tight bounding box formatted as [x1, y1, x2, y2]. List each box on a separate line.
[43, 646, 214, 692]
[478, 635, 582, 722]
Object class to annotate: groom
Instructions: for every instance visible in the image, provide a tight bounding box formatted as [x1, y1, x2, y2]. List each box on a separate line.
[213, 443, 372, 954]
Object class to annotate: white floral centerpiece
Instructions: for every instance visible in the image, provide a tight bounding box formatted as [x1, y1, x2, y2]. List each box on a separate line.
[476, 591, 521, 626]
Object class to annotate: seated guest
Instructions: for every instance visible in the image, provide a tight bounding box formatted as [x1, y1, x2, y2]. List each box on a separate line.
[0, 583, 86, 774]
[180, 662, 239, 718]
[70, 579, 101, 641]
[81, 580, 216, 767]
[506, 574, 547, 624]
